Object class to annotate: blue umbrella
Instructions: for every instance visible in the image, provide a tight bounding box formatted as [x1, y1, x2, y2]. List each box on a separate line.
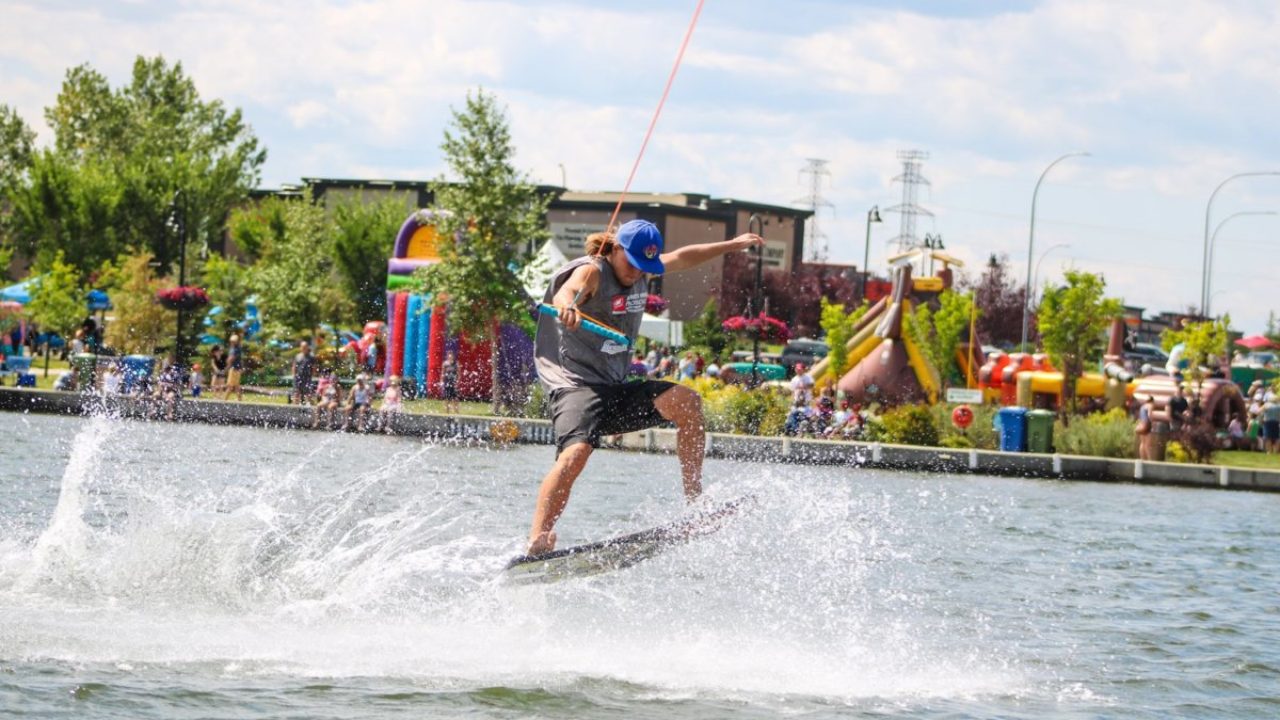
[86, 289, 112, 311]
[0, 279, 33, 304]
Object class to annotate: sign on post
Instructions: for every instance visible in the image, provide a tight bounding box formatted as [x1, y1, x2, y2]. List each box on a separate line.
[946, 388, 983, 404]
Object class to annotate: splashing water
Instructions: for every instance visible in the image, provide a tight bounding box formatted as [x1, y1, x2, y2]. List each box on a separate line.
[4, 414, 1278, 718]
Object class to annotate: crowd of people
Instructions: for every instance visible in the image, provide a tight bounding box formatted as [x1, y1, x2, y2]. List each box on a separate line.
[1136, 379, 1280, 460]
[292, 342, 460, 432]
[627, 346, 721, 381]
[42, 334, 467, 433]
[781, 363, 871, 440]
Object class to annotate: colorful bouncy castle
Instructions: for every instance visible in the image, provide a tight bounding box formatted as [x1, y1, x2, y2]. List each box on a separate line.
[383, 210, 535, 401]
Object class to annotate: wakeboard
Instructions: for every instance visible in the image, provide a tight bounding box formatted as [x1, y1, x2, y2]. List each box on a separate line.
[502, 495, 755, 585]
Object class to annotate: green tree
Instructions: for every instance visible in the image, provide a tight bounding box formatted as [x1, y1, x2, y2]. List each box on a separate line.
[8, 150, 125, 274]
[99, 253, 170, 355]
[819, 297, 870, 383]
[1037, 271, 1122, 419]
[414, 90, 551, 412]
[26, 252, 84, 372]
[250, 191, 338, 341]
[11, 56, 265, 274]
[904, 290, 976, 390]
[332, 195, 405, 323]
[685, 298, 732, 360]
[201, 253, 253, 340]
[226, 195, 287, 263]
[0, 104, 35, 198]
[1161, 316, 1231, 384]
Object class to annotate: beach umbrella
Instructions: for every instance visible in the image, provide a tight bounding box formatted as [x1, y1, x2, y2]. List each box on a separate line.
[1235, 334, 1276, 350]
[86, 289, 112, 311]
[0, 279, 33, 304]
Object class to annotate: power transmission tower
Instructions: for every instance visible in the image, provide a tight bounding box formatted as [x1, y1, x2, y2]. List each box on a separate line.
[885, 150, 933, 254]
[796, 158, 835, 262]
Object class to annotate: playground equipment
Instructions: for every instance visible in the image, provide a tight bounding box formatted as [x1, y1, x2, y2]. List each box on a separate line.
[813, 247, 978, 406]
[383, 210, 534, 401]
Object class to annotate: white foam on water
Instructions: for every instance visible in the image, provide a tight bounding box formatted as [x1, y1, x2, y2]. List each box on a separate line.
[0, 420, 1026, 708]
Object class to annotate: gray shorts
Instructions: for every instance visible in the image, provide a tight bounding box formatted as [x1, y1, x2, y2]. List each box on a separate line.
[549, 380, 676, 453]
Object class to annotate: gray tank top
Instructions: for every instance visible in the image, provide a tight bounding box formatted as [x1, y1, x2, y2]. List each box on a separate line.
[535, 255, 648, 390]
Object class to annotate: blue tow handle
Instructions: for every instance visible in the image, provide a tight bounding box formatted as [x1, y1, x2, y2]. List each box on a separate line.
[538, 304, 631, 348]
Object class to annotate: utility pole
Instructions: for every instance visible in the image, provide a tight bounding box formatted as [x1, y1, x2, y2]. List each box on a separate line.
[885, 150, 933, 255]
[796, 159, 835, 262]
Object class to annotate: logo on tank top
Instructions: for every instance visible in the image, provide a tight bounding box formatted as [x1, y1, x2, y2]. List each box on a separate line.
[601, 339, 629, 355]
[612, 293, 648, 314]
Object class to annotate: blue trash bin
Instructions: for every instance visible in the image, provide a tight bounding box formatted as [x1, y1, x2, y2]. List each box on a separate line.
[120, 355, 156, 394]
[994, 406, 1028, 452]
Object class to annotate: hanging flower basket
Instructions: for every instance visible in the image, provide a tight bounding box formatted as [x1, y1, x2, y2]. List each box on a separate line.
[155, 286, 210, 311]
[645, 293, 668, 315]
[722, 312, 791, 342]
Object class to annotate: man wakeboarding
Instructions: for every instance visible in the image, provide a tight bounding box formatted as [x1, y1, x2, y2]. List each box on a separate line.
[527, 219, 763, 556]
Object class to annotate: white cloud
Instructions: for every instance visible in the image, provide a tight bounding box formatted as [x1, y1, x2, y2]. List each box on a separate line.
[4, 0, 1280, 329]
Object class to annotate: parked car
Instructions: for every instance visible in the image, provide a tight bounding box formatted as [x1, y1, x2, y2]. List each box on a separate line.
[778, 338, 829, 376]
[1124, 342, 1168, 365]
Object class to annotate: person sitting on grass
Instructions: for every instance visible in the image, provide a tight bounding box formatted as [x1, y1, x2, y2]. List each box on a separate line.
[378, 375, 404, 434]
[311, 370, 342, 430]
[343, 374, 372, 431]
[53, 369, 77, 392]
[157, 356, 185, 421]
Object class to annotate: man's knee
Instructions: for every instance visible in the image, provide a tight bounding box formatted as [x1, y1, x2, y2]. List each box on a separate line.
[557, 441, 593, 470]
[657, 385, 703, 426]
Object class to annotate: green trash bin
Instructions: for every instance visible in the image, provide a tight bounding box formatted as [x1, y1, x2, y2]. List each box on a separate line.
[71, 353, 98, 389]
[1026, 409, 1056, 453]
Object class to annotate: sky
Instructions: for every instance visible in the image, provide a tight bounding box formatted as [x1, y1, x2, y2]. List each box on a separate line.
[3, 0, 1279, 333]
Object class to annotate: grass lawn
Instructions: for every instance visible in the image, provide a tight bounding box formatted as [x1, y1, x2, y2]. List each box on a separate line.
[1211, 450, 1280, 470]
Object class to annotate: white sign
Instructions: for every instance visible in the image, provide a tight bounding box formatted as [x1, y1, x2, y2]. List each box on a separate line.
[946, 388, 983, 404]
[762, 239, 788, 270]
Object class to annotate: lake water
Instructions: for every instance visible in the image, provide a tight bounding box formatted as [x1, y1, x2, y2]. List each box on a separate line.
[2, 412, 1279, 718]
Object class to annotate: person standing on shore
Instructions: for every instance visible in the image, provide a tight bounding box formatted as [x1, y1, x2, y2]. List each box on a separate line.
[526, 219, 763, 556]
[1262, 392, 1280, 455]
[441, 350, 460, 414]
[222, 335, 244, 402]
[1136, 394, 1155, 460]
[209, 345, 228, 395]
[291, 341, 316, 405]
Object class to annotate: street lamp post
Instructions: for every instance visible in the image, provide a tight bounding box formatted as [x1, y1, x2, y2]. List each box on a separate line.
[862, 205, 882, 303]
[1032, 242, 1070, 304]
[170, 191, 188, 369]
[1022, 151, 1089, 350]
[1200, 171, 1280, 316]
[748, 213, 765, 388]
[1205, 210, 1277, 317]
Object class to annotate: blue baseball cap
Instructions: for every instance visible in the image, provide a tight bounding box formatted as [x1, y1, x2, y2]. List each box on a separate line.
[616, 219, 665, 275]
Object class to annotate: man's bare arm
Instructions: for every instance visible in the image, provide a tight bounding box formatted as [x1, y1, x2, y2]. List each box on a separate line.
[661, 233, 764, 273]
[551, 263, 600, 330]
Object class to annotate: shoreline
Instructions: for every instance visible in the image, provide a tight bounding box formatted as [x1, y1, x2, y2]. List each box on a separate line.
[3, 387, 1278, 493]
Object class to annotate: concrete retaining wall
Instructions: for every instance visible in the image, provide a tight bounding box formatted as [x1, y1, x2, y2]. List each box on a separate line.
[3, 388, 1278, 493]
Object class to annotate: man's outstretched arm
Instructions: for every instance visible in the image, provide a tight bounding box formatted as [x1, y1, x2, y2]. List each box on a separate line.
[661, 233, 763, 273]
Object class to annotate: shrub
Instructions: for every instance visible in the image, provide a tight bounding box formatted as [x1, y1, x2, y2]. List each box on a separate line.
[1178, 423, 1218, 463]
[1165, 440, 1190, 463]
[877, 404, 940, 446]
[930, 402, 998, 450]
[1053, 407, 1136, 458]
[695, 382, 790, 436]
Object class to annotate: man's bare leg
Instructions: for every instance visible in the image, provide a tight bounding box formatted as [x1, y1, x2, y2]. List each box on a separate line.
[527, 442, 593, 555]
[654, 385, 706, 501]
